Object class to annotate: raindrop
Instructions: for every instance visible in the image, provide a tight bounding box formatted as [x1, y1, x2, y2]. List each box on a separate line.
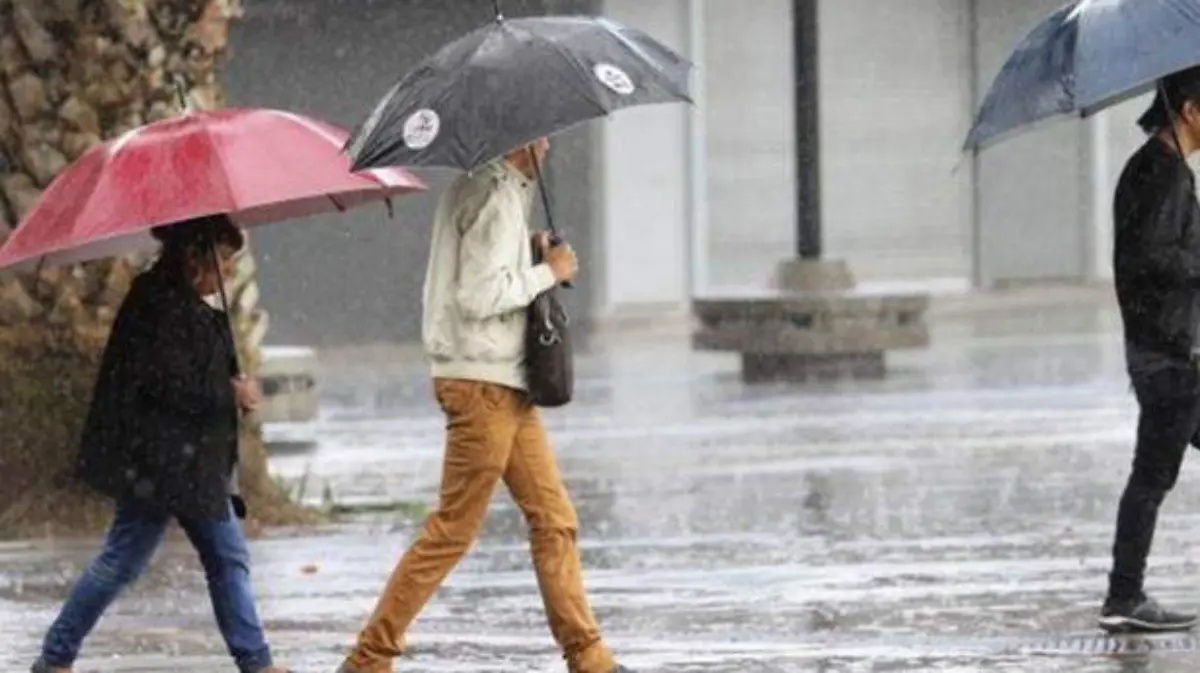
[133, 479, 155, 499]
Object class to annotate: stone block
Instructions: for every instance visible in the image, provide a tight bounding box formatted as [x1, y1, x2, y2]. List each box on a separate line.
[692, 263, 930, 383]
[693, 290, 930, 355]
[774, 258, 855, 292]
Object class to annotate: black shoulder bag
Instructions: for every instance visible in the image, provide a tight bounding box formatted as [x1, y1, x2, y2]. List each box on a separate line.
[524, 237, 574, 407]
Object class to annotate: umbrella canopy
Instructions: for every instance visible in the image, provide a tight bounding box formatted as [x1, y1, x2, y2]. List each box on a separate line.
[965, 0, 1200, 150]
[0, 108, 426, 272]
[345, 14, 693, 172]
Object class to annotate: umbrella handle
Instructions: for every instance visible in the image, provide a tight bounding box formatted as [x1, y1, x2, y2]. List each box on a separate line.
[528, 148, 573, 289]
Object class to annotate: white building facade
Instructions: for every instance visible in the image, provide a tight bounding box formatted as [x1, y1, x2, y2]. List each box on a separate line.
[594, 0, 1150, 320]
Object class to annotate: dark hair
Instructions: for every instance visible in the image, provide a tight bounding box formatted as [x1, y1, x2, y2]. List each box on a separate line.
[151, 214, 245, 264]
[1138, 65, 1200, 134]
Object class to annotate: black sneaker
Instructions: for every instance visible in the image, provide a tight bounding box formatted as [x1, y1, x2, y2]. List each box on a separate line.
[1098, 594, 1198, 633]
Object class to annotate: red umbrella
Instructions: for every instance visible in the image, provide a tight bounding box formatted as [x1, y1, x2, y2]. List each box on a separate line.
[0, 107, 427, 272]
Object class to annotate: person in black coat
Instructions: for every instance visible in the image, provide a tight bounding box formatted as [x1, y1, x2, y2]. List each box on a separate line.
[30, 215, 291, 673]
[1101, 65, 1200, 634]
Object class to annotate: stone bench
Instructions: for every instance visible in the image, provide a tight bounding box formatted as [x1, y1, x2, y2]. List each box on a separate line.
[691, 260, 930, 382]
[258, 345, 319, 424]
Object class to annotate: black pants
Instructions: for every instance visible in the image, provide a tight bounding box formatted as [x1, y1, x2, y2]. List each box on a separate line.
[1109, 361, 1200, 601]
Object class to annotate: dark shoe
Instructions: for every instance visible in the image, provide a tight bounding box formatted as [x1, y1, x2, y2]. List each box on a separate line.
[30, 659, 71, 673]
[611, 666, 636, 673]
[1099, 594, 1198, 633]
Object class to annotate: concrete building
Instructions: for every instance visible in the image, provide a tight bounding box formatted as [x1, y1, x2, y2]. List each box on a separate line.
[600, 0, 1151, 303]
[227, 0, 1147, 348]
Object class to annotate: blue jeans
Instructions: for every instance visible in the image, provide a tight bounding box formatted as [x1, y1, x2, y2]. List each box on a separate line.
[40, 501, 273, 672]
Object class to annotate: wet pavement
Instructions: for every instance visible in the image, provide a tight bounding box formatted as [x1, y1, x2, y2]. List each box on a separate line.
[6, 291, 1200, 671]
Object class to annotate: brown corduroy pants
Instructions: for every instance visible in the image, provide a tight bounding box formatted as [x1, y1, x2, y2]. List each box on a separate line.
[344, 379, 614, 673]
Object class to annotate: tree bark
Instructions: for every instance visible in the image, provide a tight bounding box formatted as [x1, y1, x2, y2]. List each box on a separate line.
[0, 0, 311, 537]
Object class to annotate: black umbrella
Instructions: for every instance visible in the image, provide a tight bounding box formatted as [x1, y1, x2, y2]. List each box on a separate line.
[966, 0, 1200, 150]
[344, 7, 693, 173]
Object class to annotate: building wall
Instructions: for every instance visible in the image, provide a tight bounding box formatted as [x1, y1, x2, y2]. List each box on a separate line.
[597, 0, 691, 312]
[595, 0, 797, 307]
[701, 0, 798, 291]
[818, 0, 974, 286]
[223, 0, 601, 347]
[820, 0, 1155, 288]
[972, 0, 1091, 287]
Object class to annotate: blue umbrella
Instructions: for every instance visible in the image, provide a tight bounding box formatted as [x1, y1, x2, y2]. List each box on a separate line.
[965, 0, 1200, 150]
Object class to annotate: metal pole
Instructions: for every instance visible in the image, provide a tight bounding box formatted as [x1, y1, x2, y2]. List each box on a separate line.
[792, 0, 821, 259]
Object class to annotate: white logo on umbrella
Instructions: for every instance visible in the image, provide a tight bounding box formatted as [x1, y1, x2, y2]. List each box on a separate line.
[402, 109, 440, 150]
[594, 63, 635, 96]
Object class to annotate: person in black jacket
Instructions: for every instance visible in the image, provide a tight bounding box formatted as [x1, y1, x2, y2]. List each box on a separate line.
[1101, 65, 1200, 634]
[30, 215, 291, 673]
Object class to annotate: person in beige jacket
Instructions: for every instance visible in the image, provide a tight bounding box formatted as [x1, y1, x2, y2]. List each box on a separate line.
[339, 138, 632, 673]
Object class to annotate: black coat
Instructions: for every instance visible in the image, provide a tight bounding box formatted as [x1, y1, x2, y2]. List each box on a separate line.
[76, 262, 239, 519]
[1114, 137, 1200, 371]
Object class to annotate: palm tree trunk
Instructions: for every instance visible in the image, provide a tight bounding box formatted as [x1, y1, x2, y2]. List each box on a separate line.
[0, 0, 310, 537]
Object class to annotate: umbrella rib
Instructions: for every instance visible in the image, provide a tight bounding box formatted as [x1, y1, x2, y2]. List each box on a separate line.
[591, 19, 693, 97]
[68, 129, 158, 243]
[196, 113, 241, 219]
[356, 33, 484, 169]
[268, 109, 410, 198]
[526, 30, 612, 118]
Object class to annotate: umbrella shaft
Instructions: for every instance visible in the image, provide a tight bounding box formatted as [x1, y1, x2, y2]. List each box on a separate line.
[529, 149, 573, 289]
[208, 239, 242, 377]
[529, 152, 555, 234]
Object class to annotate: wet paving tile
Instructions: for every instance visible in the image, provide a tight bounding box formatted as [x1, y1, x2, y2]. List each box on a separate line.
[4, 302, 1200, 671]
